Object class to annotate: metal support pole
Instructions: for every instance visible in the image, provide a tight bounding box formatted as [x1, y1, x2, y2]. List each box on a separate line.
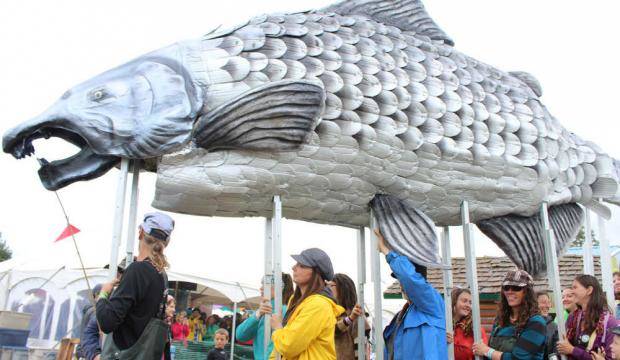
[369, 210, 383, 360]
[583, 208, 594, 275]
[597, 199, 615, 309]
[461, 201, 482, 360]
[356, 227, 367, 360]
[272, 196, 283, 360]
[230, 302, 237, 360]
[125, 161, 140, 267]
[441, 226, 454, 360]
[109, 159, 130, 281]
[540, 203, 567, 360]
[263, 216, 273, 355]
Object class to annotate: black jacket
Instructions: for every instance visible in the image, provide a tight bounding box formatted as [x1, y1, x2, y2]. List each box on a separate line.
[96, 260, 165, 350]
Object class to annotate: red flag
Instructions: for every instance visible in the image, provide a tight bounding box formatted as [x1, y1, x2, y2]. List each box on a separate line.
[55, 224, 80, 242]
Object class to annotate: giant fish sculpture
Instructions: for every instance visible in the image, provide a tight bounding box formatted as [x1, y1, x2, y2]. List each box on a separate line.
[3, 0, 618, 276]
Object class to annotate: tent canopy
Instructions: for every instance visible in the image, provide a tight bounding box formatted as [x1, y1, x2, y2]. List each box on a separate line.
[0, 238, 260, 348]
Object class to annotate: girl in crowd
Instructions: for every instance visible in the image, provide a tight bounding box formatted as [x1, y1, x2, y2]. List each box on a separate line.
[557, 275, 617, 359]
[236, 273, 294, 360]
[447, 288, 488, 360]
[205, 314, 220, 341]
[164, 295, 176, 360]
[188, 308, 206, 341]
[328, 273, 369, 360]
[563, 288, 578, 320]
[270, 248, 344, 359]
[171, 311, 190, 341]
[472, 269, 547, 359]
[536, 292, 559, 359]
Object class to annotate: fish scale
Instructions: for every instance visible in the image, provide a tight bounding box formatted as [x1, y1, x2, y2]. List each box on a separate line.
[4, 0, 618, 276]
[168, 10, 602, 226]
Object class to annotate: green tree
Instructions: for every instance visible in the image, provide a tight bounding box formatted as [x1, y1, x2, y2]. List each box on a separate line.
[0, 232, 12, 262]
[571, 226, 598, 248]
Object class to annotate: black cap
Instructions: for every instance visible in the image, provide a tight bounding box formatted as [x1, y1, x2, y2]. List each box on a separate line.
[291, 248, 334, 281]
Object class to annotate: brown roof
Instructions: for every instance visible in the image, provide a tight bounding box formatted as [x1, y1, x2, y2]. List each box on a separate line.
[385, 254, 602, 296]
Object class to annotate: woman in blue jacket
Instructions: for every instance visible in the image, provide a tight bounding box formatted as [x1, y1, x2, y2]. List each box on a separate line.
[236, 273, 294, 360]
[376, 229, 448, 360]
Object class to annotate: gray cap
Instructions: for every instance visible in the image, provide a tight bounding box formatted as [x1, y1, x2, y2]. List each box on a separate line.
[141, 212, 175, 241]
[291, 248, 334, 281]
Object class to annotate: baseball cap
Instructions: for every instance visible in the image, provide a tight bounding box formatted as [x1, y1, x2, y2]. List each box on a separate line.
[502, 269, 534, 287]
[141, 212, 175, 242]
[291, 248, 334, 281]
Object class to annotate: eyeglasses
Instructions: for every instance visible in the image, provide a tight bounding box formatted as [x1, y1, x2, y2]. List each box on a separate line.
[502, 285, 525, 292]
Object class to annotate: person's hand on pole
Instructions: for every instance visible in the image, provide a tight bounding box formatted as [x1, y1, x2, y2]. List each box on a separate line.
[257, 298, 273, 318]
[270, 314, 283, 330]
[374, 229, 390, 255]
[446, 332, 453, 344]
[472, 341, 489, 356]
[350, 304, 362, 321]
[557, 334, 574, 355]
[99, 278, 119, 299]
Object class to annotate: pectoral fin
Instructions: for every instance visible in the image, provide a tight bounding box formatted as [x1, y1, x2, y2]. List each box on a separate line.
[370, 194, 445, 268]
[476, 203, 583, 277]
[194, 79, 325, 151]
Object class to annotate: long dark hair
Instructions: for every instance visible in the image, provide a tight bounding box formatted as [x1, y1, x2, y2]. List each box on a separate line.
[283, 269, 325, 325]
[452, 288, 473, 336]
[496, 284, 539, 332]
[282, 273, 294, 305]
[575, 274, 611, 334]
[333, 273, 357, 312]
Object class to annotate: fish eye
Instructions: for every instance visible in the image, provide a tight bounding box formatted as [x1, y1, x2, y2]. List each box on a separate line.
[89, 88, 110, 102]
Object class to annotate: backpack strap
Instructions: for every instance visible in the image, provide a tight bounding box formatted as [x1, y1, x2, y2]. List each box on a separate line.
[157, 271, 169, 320]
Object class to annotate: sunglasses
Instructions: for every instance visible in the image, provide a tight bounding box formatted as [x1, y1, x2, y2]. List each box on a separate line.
[502, 285, 525, 292]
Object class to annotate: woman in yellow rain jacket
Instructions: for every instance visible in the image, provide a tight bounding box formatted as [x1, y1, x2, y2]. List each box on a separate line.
[270, 248, 344, 360]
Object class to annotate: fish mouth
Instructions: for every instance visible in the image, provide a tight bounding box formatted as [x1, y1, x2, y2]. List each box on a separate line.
[3, 120, 119, 191]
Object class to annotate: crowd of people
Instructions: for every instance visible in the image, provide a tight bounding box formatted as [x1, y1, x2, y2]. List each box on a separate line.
[73, 211, 620, 360]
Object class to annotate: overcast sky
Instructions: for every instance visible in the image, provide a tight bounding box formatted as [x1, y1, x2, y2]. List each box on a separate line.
[1, 0, 619, 287]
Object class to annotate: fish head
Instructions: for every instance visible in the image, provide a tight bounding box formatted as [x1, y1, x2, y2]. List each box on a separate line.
[3, 45, 203, 190]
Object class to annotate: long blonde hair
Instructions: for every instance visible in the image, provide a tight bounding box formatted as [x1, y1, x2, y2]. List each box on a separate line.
[142, 231, 169, 272]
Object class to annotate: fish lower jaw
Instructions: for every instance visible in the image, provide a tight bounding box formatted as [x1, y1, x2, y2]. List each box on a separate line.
[4, 125, 119, 190]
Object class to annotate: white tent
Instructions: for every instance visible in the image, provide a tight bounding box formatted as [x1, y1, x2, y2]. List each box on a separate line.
[0, 237, 260, 349]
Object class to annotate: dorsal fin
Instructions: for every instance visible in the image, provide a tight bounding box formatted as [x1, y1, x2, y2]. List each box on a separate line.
[509, 71, 543, 97]
[322, 0, 454, 46]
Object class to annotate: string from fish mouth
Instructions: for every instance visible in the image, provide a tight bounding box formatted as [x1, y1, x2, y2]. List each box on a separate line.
[34, 150, 95, 307]
[52, 189, 94, 306]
